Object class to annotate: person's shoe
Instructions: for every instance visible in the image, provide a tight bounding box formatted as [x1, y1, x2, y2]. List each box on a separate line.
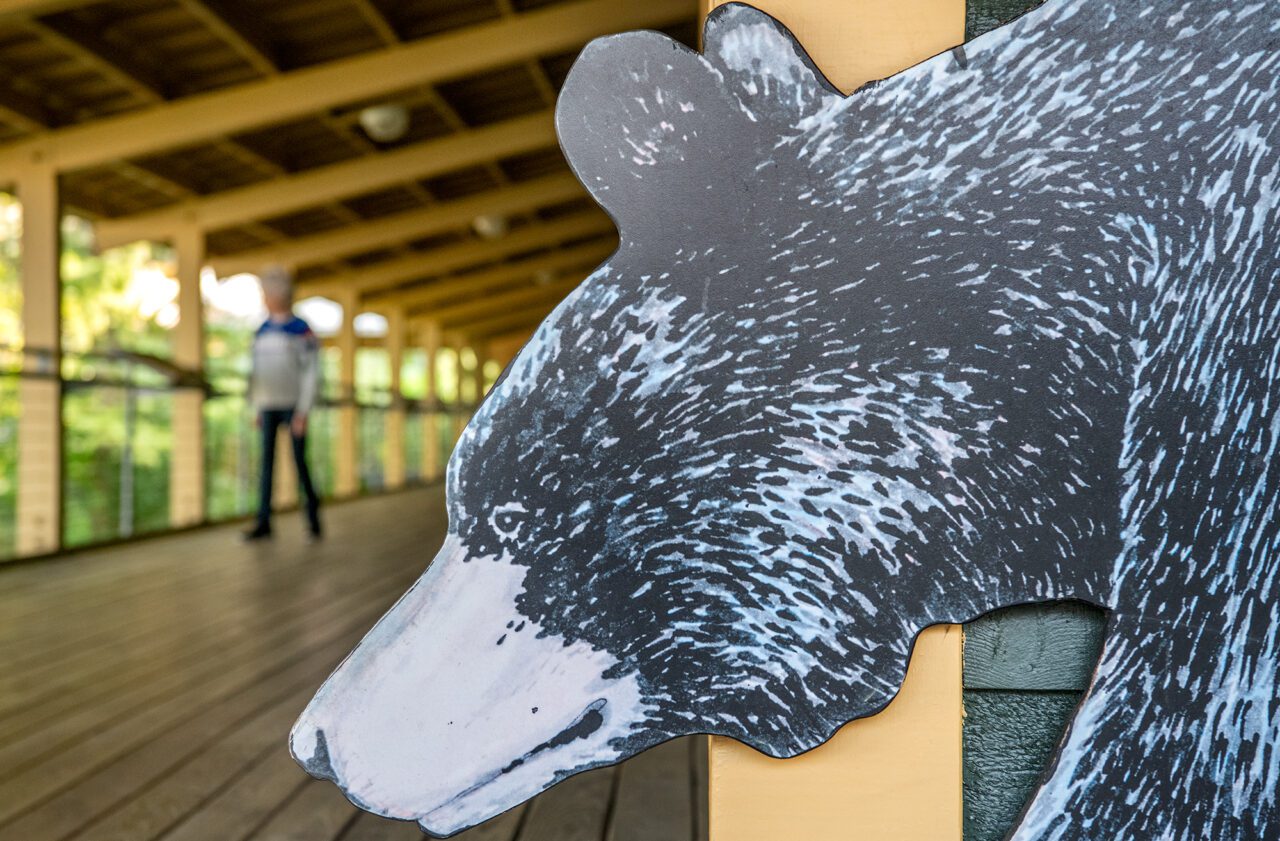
[242, 523, 273, 541]
[307, 520, 323, 544]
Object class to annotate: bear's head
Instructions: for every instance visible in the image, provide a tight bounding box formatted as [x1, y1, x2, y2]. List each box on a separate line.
[290, 3, 1135, 836]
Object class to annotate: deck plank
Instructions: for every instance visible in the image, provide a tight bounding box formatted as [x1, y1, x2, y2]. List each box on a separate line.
[517, 767, 617, 841]
[609, 739, 693, 841]
[250, 779, 360, 841]
[0, 488, 705, 841]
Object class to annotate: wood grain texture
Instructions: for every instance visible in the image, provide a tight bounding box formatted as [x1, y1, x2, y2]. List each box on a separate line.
[0, 488, 706, 841]
[963, 603, 1107, 691]
[608, 738, 693, 841]
[962, 691, 1083, 841]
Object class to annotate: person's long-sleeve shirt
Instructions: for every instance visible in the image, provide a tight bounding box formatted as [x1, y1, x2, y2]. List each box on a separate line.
[249, 314, 320, 414]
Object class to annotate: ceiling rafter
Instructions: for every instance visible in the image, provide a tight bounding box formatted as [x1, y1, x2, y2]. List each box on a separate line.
[443, 298, 565, 343]
[417, 272, 582, 326]
[494, 0, 558, 107]
[0, 0, 692, 175]
[206, 171, 585, 276]
[390, 238, 612, 312]
[349, 0, 512, 198]
[24, 16, 168, 103]
[302, 209, 612, 298]
[174, 0, 277, 75]
[0, 0, 93, 19]
[94, 110, 557, 248]
[0, 81, 48, 132]
[172, 0, 385, 235]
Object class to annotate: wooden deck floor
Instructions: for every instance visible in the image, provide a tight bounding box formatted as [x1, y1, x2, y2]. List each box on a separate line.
[0, 487, 708, 841]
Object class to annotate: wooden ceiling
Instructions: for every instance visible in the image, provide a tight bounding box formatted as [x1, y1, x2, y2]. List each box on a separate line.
[0, 0, 699, 343]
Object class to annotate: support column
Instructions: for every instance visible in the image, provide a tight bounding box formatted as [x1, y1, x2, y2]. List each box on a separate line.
[701, 1, 966, 840]
[384, 305, 406, 490]
[421, 320, 442, 481]
[15, 161, 61, 556]
[335, 289, 359, 497]
[472, 350, 487, 402]
[169, 224, 205, 527]
[452, 338, 468, 443]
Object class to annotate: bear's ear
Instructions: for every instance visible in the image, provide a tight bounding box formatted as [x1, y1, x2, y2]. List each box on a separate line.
[702, 3, 838, 119]
[555, 5, 832, 238]
[556, 30, 745, 236]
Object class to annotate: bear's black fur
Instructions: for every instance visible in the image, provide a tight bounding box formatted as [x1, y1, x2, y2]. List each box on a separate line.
[444, 2, 1280, 836]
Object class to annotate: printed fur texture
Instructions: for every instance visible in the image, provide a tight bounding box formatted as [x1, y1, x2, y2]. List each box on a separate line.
[292, 2, 1280, 837]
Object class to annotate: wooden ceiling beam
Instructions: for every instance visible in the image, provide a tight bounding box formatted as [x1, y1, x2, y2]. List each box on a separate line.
[0, 0, 691, 175]
[206, 171, 585, 276]
[348, 0, 399, 45]
[390, 238, 611, 312]
[301, 210, 612, 297]
[0, 82, 49, 133]
[0, 0, 93, 18]
[25, 17, 168, 102]
[94, 110, 556, 248]
[175, 0, 278, 75]
[422, 274, 581, 326]
[442, 302, 562, 344]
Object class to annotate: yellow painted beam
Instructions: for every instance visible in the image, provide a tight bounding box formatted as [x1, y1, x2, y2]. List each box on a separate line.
[443, 300, 562, 343]
[709, 625, 963, 840]
[0, 0, 93, 19]
[94, 111, 559, 248]
[430, 276, 579, 328]
[486, 329, 535, 370]
[392, 239, 612, 313]
[206, 173, 586, 277]
[303, 211, 614, 299]
[699, 1, 966, 839]
[0, 0, 692, 176]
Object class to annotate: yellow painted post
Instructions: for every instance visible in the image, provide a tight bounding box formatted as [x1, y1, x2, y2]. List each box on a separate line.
[699, 2, 967, 839]
[701, 0, 964, 95]
[169, 224, 205, 527]
[384, 304, 406, 490]
[421, 320, 442, 481]
[709, 626, 963, 839]
[472, 350, 487, 401]
[335, 289, 359, 497]
[15, 161, 61, 556]
[451, 339, 468, 444]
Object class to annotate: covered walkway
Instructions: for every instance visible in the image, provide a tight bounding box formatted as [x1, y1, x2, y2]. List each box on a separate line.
[0, 486, 708, 841]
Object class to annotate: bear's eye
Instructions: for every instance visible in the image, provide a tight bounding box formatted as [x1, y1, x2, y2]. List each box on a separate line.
[490, 502, 528, 544]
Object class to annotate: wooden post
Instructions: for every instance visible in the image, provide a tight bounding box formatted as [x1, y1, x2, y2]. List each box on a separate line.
[472, 351, 487, 401]
[335, 288, 359, 497]
[169, 223, 205, 527]
[700, 0, 963, 95]
[710, 626, 963, 839]
[700, 2, 967, 840]
[15, 161, 61, 556]
[452, 339, 468, 443]
[384, 305, 406, 490]
[421, 320, 442, 481]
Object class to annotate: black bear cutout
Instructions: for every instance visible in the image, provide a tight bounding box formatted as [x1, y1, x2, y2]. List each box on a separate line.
[292, 2, 1280, 837]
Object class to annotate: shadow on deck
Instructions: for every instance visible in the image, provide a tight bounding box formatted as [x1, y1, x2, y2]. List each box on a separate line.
[0, 487, 708, 841]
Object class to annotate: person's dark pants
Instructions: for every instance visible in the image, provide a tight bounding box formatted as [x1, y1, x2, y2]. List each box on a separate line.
[257, 408, 321, 532]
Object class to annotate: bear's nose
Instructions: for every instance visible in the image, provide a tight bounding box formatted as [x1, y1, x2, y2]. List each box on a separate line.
[296, 727, 337, 782]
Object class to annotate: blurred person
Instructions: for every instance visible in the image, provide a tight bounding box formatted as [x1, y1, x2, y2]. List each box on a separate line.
[243, 265, 323, 542]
